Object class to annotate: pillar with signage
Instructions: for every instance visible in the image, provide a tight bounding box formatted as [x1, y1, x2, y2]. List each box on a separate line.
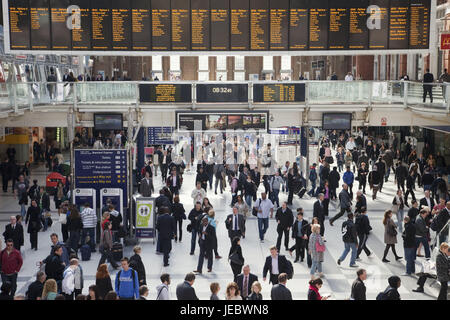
[134, 196, 156, 240]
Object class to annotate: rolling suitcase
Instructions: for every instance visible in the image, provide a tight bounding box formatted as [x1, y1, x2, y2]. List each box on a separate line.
[297, 187, 307, 199]
[80, 244, 91, 261]
[112, 242, 123, 261]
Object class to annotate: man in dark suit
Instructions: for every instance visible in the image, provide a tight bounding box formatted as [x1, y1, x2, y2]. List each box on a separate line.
[155, 189, 171, 211]
[235, 265, 258, 299]
[156, 207, 176, 267]
[3, 216, 24, 251]
[194, 217, 215, 273]
[176, 272, 199, 300]
[289, 209, 309, 262]
[160, 150, 171, 183]
[271, 273, 292, 300]
[275, 202, 294, 252]
[167, 170, 182, 197]
[313, 193, 326, 236]
[263, 246, 292, 285]
[139, 171, 154, 197]
[225, 207, 246, 242]
[419, 190, 435, 211]
[330, 184, 352, 227]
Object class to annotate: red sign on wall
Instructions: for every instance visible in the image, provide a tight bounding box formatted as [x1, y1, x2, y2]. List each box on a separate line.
[441, 34, 450, 50]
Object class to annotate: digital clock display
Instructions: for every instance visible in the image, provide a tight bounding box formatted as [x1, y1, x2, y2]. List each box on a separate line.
[196, 84, 248, 103]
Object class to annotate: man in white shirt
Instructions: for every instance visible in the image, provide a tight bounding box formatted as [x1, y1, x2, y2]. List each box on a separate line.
[281, 161, 290, 193]
[254, 193, 274, 242]
[62, 259, 79, 300]
[191, 182, 206, 206]
[345, 72, 354, 81]
[346, 137, 356, 152]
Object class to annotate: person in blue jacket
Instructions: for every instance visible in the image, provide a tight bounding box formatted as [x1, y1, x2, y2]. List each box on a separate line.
[115, 257, 139, 300]
[343, 166, 355, 199]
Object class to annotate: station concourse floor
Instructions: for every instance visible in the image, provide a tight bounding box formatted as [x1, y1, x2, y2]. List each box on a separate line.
[0, 161, 443, 300]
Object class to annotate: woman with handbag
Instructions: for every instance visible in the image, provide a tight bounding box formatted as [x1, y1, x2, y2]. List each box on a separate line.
[228, 237, 244, 279]
[382, 210, 403, 263]
[308, 224, 325, 280]
[98, 222, 119, 270]
[25, 199, 41, 250]
[392, 189, 405, 233]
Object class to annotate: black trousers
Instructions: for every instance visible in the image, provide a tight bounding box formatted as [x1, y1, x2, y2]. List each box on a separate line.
[1, 273, 18, 296]
[323, 198, 330, 216]
[160, 238, 172, 265]
[230, 262, 243, 280]
[330, 207, 351, 224]
[404, 188, 416, 204]
[174, 219, 183, 241]
[61, 223, 69, 243]
[287, 189, 294, 204]
[276, 227, 290, 251]
[423, 85, 433, 102]
[2, 177, 8, 192]
[358, 179, 367, 193]
[397, 180, 405, 193]
[229, 230, 242, 243]
[289, 237, 305, 261]
[330, 188, 337, 200]
[270, 274, 279, 285]
[356, 233, 371, 258]
[438, 280, 448, 300]
[98, 247, 118, 268]
[30, 231, 38, 249]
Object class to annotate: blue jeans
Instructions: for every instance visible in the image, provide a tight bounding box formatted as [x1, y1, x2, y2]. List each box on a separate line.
[308, 181, 316, 196]
[82, 228, 96, 252]
[20, 204, 26, 218]
[339, 242, 358, 266]
[190, 229, 197, 254]
[271, 189, 280, 207]
[396, 209, 404, 233]
[257, 218, 269, 240]
[245, 195, 253, 208]
[310, 261, 322, 275]
[404, 247, 416, 274]
[415, 237, 430, 259]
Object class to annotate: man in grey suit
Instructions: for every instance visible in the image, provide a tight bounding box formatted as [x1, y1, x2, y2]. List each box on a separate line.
[270, 273, 292, 300]
[225, 207, 246, 243]
[176, 272, 199, 300]
[139, 171, 154, 197]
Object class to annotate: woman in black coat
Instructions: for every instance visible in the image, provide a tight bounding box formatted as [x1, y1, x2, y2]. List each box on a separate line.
[95, 264, 113, 300]
[171, 196, 186, 242]
[128, 246, 146, 285]
[25, 199, 41, 250]
[228, 237, 244, 279]
[67, 205, 83, 253]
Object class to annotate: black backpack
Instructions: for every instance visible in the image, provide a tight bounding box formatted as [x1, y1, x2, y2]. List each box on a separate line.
[117, 269, 137, 292]
[376, 287, 395, 300]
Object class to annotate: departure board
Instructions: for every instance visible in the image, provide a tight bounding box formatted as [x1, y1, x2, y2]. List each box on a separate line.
[111, 0, 132, 50]
[71, 0, 91, 50]
[369, 0, 390, 49]
[409, 0, 430, 49]
[196, 84, 249, 103]
[230, 0, 250, 50]
[253, 84, 306, 103]
[139, 84, 192, 103]
[51, 0, 71, 50]
[151, 0, 171, 50]
[9, 0, 30, 50]
[289, 0, 309, 50]
[132, 0, 152, 51]
[211, 0, 229, 50]
[250, 0, 269, 51]
[328, 1, 349, 50]
[5, 0, 433, 53]
[91, 0, 111, 50]
[270, 0, 289, 50]
[191, 0, 210, 50]
[348, 0, 369, 49]
[172, 0, 191, 50]
[309, 0, 328, 50]
[30, 0, 51, 50]
[389, 0, 409, 49]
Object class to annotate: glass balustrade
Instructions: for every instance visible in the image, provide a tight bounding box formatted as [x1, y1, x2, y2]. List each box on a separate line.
[308, 81, 371, 104]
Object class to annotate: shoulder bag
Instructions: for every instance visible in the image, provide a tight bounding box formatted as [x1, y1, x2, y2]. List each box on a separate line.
[315, 236, 326, 252]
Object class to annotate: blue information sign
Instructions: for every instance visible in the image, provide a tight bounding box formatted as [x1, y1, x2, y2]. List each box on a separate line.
[74, 150, 128, 208]
[147, 127, 174, 145]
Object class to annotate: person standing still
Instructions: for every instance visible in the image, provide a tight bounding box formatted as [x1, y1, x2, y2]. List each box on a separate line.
[423, 69, 434, 103]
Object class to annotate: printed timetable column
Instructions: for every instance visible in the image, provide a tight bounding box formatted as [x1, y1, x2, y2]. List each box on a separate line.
[71, 0, 91, 50]
[132, 0, 151, 51]
[91, 0, 112, 50]
[348, 0, 369, 49]
[191, 0, 210, 50]
[389, 0, 409, 49]
[328, 0, 349, 50]
[51, 0, 71, 50]
[369, 0, 389, 49]
[289, 0, 309, 50]
[152, 0, 171, 50]
[409, 0, 430, 49]
[270, 0, 289, 50]
[309, 0, 328, 50]
[231, 0, 250, 50]
[9, 0, 31, 50]
[250, 0, 269, 51]
[211, 0, 229, 50]
[30, 0, 51, 50]
[112, 0, 132, 50]
[171, 0, 190, 50]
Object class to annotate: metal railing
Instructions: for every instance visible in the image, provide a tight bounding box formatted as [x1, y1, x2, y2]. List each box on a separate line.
[0, 80, 449, 113]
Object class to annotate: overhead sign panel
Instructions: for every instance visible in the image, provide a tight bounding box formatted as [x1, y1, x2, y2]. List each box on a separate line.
[196, 84, 249, 103]
[253, 83, 306, 103]
[139, 83, 192, 103]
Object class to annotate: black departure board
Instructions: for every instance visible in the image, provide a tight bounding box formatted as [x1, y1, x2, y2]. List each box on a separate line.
[289, 0, 309, 50]
[348, 0, 369, 49]
[250, 0, 269, 51]
[253, 84, 306, 103]
[51, 0, 71, 50]
[369, 0, 390, 49]
[152, 0, 171, 50]
[132, 0, 151, 50]
[211, 0, 229, 50]
[71, 0, 91, 50]
[9, 0, 31, 50]
[6, 0, 433, 52]
[409, 0, 430, 49]
[230, 0, 249, 50]
[177, 112, 269, 131]
[91, 0, 111, 50]
[139, 84, 192, 103]
[111, 0, 132, 50]
[328, 1, 349, 50]
[309, 0, 328, 50]
[270, 0, 289, 50]
[191, 0, 210, 50]
[196, 84, 249, 103]
[389, 0, 409, 49]
[30, 0, 51, 50]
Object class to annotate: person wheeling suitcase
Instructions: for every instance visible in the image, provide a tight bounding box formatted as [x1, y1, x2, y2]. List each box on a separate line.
[98, 222, 119, 270]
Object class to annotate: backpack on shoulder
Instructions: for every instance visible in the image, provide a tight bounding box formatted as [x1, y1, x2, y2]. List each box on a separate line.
[376, 288, 394, 300]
